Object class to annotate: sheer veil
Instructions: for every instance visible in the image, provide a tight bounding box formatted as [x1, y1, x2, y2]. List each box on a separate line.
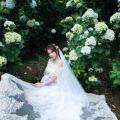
[58, 49, 89, 106]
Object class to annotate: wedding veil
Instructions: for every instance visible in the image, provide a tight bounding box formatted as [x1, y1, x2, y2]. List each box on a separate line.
[1, 47, 89, 106]
[58, 49, 89, 106]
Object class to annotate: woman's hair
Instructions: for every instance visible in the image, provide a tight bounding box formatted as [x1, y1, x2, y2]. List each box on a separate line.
[44, 43, 60, 58]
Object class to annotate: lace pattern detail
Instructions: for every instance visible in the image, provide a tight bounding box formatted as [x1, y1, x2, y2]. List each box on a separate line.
[0, 114, 28, 120]
[0, 94, 24, 114]
[0, 73, 118, 120]
[0, 75, 29, 120]
[0, 75, 24, 96]
[80, 93, 118, 120]
[41, 60, 63, 84]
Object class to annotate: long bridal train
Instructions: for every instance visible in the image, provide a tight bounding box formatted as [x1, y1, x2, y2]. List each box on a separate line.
[0, 49, 118, 120]
[0, 73, 118, 120]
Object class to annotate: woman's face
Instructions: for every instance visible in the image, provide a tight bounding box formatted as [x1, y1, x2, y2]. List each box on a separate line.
[47, 49, 57, 60]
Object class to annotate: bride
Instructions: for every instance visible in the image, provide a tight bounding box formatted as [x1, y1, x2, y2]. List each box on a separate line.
[0, 43, 118, 120]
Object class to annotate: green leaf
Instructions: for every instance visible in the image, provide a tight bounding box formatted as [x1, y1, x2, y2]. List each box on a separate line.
[113, 79, 120, 85]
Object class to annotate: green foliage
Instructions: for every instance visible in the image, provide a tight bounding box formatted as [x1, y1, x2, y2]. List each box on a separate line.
[110, 60, 120, 88]
[110, 51, 120, 89]
[0, 0, 67, 70]
[60, 0, 116, 91]
[83, 0, 117, 21]
[0, 0, 119, 91]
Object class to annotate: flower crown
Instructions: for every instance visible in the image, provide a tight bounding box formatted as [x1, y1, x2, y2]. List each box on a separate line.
[51, 43, 59, 50]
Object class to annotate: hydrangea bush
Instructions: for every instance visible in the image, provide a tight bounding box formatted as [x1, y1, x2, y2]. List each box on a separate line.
[0, 20, 24, 70]
[60, 4, 115, 90]
[110, 12, 120, 30]
[0, 0, 67, 70]
[109, 0, 120, 89]
[109, 57, 120, 89]
[0, 0, 46, 60]
[110, 0, 120, 32]
[0, 0, 44, 70]
[0, 56, 7, 67]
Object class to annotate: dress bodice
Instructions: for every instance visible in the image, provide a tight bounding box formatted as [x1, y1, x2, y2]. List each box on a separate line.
[41, 60, 63, 83]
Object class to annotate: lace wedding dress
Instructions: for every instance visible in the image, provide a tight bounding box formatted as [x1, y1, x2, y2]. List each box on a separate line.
[0, 49, 118, 120]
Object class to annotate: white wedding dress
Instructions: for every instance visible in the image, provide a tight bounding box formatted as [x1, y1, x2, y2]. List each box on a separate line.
[0, 49, 118, 120]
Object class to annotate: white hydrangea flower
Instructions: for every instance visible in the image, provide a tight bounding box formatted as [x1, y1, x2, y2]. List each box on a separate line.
[69, 49, 78, 60]
[88, 76, 98, 82]
[65, 16, 73, 21]
[0, 56, 7, 67]
[74, 0, 80, 3]
[88, 27, 94, 31]
[82, 8, 98, 21]
[110, 12, 120, 23]
[64, 54, 69, 58]
[83, 30, 89, 38]
[0, 1, 6, 7]
[95, 22, 108, 33]
[51, 29, 56, 34]
[30, 0, 37, 9]
[6, 0, 15, 9]
[85, 36, 96, 46]
[81, 46, 91, 55]
[76, 3, 82, 8]
[98, 42, 102, 45]
[88, 68, 94, 72]
[104, 29, 115, 41]
[19, 15, 27, 22]
[66, 31, 74, 40]
[76, 16, 81, 21]
[93, 19, 98, 24]
[71, 24, 83, 34]
[61, 16, 73, 23]
[35, 21, 40, 26]
[66, 0, 73, 8]
[95, 68, 103, 73]
[4, 20, 15, 27]
[4, 20, 16, 30]
[4, 32, 22, 44]
[27, 19, 36, 27]
[79, 35, 86, 39]
[63, 47, 68, 51]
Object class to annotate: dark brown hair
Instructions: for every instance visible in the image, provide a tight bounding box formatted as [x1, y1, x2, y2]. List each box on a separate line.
[44, 43, 60, 58]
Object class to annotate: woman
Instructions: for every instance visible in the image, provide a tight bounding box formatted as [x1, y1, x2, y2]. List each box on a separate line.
[0, 43, 118, 120]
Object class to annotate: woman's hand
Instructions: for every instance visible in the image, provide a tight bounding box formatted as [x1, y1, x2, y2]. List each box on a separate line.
[33, 73, 57, 87]
[33, 82, 45, 87]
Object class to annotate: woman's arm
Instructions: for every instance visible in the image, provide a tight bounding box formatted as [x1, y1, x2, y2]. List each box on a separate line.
[34, 73, 57, 87]
[43, 73, 57, 85]
[34, 59, 63, 87]
[42, 61, 63, 86]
